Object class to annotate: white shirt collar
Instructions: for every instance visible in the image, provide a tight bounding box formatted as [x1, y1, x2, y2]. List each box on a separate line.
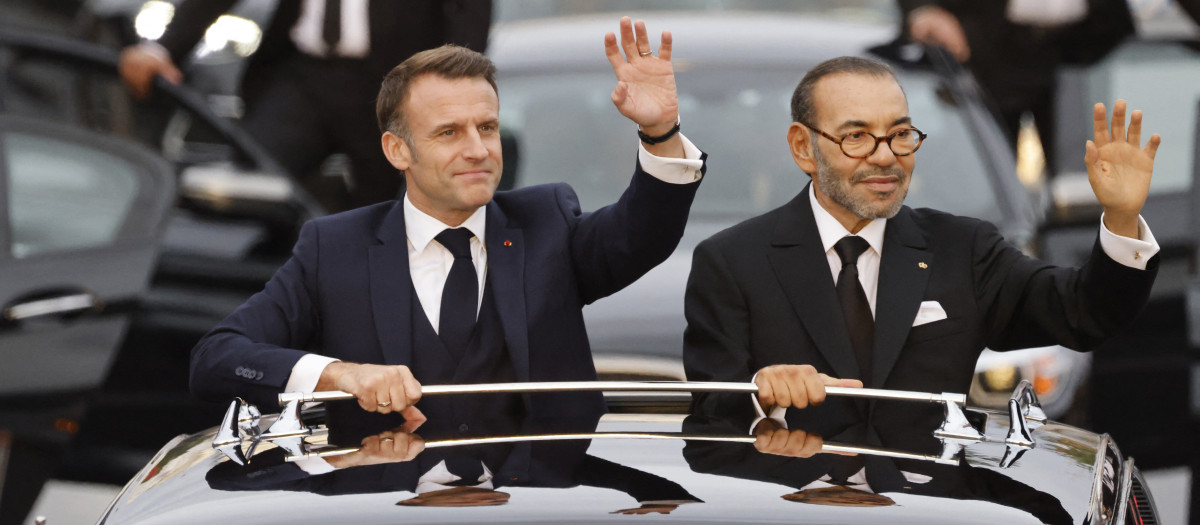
[403, 195, 487, 253]
[807, 183, 886, 256]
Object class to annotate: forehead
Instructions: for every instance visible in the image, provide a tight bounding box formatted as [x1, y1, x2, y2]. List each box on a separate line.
[811, 72, 908, 128]
[403, 74, 499, 126]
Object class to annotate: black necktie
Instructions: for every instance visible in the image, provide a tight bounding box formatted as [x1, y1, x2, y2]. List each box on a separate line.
[833, 236, 873, 384]
[436, 228, 477, 360]
[322, 0, 342, 52]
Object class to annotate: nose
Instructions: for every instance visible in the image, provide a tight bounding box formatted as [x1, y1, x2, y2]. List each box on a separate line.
[866, 138, 898, 166]
[461, 128, 489, 161]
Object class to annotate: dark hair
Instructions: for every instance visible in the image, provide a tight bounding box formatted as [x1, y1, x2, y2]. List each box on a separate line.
[375, 45, 499, 143]
[790, 56, 896, 125]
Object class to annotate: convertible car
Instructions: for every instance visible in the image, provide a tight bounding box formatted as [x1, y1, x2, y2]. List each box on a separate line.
[94, 380, 1158, 524]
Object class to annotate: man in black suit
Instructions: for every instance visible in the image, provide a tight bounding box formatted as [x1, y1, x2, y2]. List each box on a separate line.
[683, 56, 1159, 429]
[119, 0, 491, 209]
[191, 18, 705, 422]
[899, 0, 1135, 173]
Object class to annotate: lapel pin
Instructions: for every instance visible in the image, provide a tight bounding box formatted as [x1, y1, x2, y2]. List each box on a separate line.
[504, 240, 513, 247]
[918, 262, 928, 269]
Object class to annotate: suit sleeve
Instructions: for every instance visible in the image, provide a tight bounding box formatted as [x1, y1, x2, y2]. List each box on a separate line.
[155, 0, 240, 64]
[563, 154, 704, 304]
[682, 239, 758, 415]
[190, 220, 323, 407]
[974, 221, 1157, 352]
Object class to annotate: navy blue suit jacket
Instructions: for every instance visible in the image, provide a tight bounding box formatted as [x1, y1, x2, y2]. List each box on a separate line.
[191, 161, 703, 411]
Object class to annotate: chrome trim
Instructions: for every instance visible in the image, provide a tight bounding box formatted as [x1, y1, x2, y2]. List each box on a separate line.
[934, 398, 984, 441]
[1112, 457, 1136, 524]
[1004, 398, 1035, 448]
[1085, 433, 1119, 525]
[277, 382, 967, 406]
[4, 293, 98, 321]
[1009, 379, 1047, 422]
[283, 432, 959, 466]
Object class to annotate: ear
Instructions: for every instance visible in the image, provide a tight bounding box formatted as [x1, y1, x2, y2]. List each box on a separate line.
[381, 131, 412, 171]
[787, 122, 817, 176]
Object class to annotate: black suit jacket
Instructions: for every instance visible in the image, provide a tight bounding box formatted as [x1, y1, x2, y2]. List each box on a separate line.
[156, 0, 492, 104]
[191, 159, 703, 412]
[683, 184, 1155, 427]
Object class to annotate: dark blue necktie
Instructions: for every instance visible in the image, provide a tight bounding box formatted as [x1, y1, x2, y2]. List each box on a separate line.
[435, 228, 477, 360]
[834, 236, 873, 385]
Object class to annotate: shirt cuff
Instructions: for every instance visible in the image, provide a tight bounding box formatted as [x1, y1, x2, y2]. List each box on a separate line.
[294, 456, 338, 475]
[285, 354, 340, 393]
[747, 371, 787, 434]
[637, 133, 704, 184]
[1098, 213, 1159, 270]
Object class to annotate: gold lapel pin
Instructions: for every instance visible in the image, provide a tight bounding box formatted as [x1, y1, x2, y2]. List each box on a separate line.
[918, 262, 928, 269]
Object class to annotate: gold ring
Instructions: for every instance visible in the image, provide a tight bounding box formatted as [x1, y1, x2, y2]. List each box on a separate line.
[639, 50, 653, 57]
[380, 437, 395, 443]
[377, 401, 392, 408]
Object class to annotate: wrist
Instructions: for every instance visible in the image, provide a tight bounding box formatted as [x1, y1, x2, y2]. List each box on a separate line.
[638, 117, 681, 144]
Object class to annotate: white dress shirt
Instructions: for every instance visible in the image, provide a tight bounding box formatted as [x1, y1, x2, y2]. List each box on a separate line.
[291, 0, 371, 58]
[749, 184, 1160, 425]
[283, 136, 704, 394]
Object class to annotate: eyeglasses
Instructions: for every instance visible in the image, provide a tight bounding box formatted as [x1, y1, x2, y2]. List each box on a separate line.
[803, 123, 927, 159]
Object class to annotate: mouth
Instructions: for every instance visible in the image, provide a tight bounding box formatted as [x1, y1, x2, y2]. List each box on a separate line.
[453, 169, 493, 179]
[856, 176, 900, 193]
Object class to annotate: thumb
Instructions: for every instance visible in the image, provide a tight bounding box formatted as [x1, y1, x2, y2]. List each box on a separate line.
[1084, 140, 1098, 167]
[161, 64, 184, 85]
[826, 376, 864, 389]
[610, 81, 628, 107]
[400, 405, 426, 430]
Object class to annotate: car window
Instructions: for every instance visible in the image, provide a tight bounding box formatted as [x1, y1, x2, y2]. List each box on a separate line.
[498, 68, 1003, 224]
[3, 131, 140, 257]
[1073, 41, 1200, 194]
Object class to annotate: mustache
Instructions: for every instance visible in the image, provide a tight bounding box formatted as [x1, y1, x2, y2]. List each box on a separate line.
[850, 166, 907, 184]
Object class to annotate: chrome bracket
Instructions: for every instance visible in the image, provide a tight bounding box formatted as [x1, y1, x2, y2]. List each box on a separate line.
[1004, 380, 1045, 449]
[934, 395, 984, 441]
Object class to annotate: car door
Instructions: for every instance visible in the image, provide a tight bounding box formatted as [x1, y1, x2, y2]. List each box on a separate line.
[0, 115, 174, 429]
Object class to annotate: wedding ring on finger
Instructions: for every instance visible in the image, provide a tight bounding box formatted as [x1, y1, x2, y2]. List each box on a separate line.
[639, 50, 653, 56]
[377, 401, 392, 408]
[380, 437, 395, 443]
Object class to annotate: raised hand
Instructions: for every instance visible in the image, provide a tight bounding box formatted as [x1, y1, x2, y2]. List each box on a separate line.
[1086, 100, 1161, 239]
[603, 17, 678, 136]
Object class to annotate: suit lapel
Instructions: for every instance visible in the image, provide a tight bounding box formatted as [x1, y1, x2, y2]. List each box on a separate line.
[766, 186, 862, 381]
[872, 207, 931, 388]
[369, 202, 414, 366]
[485, 202, 531, 383]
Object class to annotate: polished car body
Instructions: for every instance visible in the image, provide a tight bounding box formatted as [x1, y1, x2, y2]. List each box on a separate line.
[96, 382, 1159, 524]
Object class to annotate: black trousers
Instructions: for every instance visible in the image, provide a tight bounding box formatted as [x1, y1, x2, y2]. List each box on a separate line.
[243, 57, 401, 211]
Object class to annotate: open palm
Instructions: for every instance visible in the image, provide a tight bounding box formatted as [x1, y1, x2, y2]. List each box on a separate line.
[604, 17, 679, 130]
[1086, 100, 1160, 218]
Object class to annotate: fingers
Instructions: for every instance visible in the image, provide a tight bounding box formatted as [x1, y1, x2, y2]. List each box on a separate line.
[1084, 139, 1098, 167]
[1145, 134, 1162, 160]
[1110, 99, 1127, 143]
[634, 19, 651, 56]
[758, 365, 837, 410]
[755, 372, 776, 411]
[822, 374, 864, 389]
[603, 32, 623, 71]
[1128, 109, 1142, 146]
[659, 31, 672, 62]
[336, 363, 421, 414]
[400, 406, 426, 432]
[619, 16, 637, 62]
[1093, 102, 1110, 146]
[610, 81, 628, 107]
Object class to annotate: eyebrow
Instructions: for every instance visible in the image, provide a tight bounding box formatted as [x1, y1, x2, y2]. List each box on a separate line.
[834, 116, 912, 132]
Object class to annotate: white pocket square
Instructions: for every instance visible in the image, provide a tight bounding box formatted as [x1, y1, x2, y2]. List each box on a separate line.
[912, 301, 948, 327]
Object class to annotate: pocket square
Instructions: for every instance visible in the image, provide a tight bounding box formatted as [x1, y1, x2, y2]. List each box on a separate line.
[912, 301, 948, 327]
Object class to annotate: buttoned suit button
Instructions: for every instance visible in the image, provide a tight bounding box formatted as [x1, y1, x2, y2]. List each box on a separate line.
[255, 371, 264, 380]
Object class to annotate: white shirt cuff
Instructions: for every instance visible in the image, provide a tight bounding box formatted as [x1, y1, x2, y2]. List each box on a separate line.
[1098, 213, 1159, 270]
[637, 133, 704, 184]
[285, 354, 340, 393]
[747, 371, 787, 434]
[294, 456, 338, 475]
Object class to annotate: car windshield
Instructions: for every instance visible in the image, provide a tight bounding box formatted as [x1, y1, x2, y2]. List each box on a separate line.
[498, 68, 1002, 224]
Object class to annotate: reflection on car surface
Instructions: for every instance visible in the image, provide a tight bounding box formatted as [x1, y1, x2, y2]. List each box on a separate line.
[97, 380, 1160, 524]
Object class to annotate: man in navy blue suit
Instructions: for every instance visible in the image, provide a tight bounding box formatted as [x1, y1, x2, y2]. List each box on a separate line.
[190, 17, 705, 422]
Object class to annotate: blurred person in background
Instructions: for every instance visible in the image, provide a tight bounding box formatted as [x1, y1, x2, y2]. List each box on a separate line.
[899, 0, 1135, 174]
[119, 0, 492, 211]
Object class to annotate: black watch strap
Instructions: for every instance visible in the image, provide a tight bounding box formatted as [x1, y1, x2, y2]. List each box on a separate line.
[638, 120, 681, 145]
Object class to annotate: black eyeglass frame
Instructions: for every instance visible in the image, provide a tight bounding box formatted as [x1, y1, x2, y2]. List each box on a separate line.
[801, 122, 928, 159]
